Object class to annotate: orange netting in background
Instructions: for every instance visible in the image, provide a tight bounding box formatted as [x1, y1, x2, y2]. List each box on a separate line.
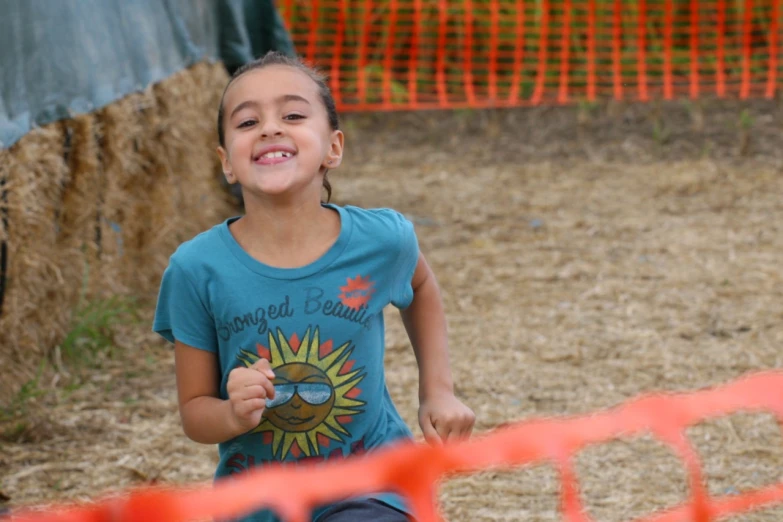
[278, 0, 782, 111]
[6, 371, 783, 522]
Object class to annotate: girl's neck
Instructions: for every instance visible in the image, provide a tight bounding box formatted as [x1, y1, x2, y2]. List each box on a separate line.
[231, 195, 341, 269]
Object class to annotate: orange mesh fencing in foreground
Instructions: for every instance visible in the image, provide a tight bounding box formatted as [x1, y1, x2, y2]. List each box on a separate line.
[278, 0, 783, 111]
[6, 371, 783, 522]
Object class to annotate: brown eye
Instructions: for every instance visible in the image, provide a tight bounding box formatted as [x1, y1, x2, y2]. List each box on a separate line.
[237, 120, 256, 128]
[284, 114, 305, 121]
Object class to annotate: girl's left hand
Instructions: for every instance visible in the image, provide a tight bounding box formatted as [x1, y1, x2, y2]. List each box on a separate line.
[418, 392, 475, 444]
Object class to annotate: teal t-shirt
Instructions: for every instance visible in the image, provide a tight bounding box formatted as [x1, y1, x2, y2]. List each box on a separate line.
[153, 204, 419, 522]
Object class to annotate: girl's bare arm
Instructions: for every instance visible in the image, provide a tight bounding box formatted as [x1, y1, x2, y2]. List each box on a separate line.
[400, 253, 475, 442]
[175, 341, 275, 444]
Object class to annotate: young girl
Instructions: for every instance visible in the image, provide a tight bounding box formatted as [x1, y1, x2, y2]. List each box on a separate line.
[153, 51, 475, 522]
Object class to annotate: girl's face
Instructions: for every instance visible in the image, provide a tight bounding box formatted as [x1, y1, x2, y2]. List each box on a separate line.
[217, 65, 343, 203]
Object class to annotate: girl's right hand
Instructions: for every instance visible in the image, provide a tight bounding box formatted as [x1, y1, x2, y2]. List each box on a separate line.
[226, 359, 276, 433]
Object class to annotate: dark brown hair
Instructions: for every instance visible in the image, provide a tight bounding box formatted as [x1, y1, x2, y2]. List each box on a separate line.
[217, 51, 340, 201]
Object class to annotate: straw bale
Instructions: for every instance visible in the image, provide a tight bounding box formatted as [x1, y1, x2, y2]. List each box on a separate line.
[58, 115, 101, 293]
[97, 62, 232, 296]
[0, 62, 233, 402]
[148, 61, 232, 251]
[0, 126, 74, 399]
[96, 89, 160, 296]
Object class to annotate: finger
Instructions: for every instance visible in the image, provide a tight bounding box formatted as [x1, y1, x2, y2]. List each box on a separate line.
[230, 368, 266, 388]
[454, 424, 472, 440]
[260, 377, 276, 400]
[420, 416, 442, 445]
[456, 414, 475, 439]
[437, 423, 455, 443]
[238, 384, 268, 400]
[465, 414, 476, 436]
[236, 398, 267, 418]
[234, 375, 274, 401]
[430, 415, 454, 443]
[251, 358, 275, 379]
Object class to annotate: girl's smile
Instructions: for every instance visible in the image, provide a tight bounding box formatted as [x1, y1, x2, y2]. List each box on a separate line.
[253, 144, 296, 166]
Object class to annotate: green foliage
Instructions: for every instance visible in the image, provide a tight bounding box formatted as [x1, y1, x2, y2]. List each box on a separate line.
[0, 360, 47, 439]
[738, 108, 754, 155]
[1, 294, 139, 441]
[1, 363, 45, 417]
[739, 108, 755, 130]
[577, 98, 599, 124]
[60, 296, 139, 365]
[361, 65, 409, 104]
[652, 116, 670, 146]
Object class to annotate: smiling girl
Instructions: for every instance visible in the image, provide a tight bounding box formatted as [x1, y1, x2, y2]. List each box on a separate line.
[153, 52, 474, 522]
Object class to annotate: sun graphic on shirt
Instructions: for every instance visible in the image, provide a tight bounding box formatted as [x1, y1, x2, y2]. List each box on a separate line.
[236, 326, 365, 460]
[338, 275, 375, 310]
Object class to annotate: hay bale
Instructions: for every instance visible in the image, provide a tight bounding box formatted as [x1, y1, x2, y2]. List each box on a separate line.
[59, 115, 101, 296]
[142, 62, 233, 291]
[97, 88, 160, 296]
[0, 126, 76, 399]
[0, 62, 233, 402]
[97, 62, 232, 296]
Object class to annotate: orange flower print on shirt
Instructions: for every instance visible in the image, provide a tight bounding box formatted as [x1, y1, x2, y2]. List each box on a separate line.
[338, 275, 375, 310]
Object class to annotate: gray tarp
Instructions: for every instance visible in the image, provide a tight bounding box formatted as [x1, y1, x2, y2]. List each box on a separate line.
[0, 0, 294, 149]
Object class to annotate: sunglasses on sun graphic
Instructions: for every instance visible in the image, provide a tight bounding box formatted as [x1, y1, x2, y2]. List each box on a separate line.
[266, 382, 333, 408]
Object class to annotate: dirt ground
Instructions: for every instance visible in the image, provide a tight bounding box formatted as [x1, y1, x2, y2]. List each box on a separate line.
[2, 99, 783, 521]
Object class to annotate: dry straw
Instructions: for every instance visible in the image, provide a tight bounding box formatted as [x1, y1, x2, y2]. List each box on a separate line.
[0, 125, 74, 399]
[0, 62, 234, 401]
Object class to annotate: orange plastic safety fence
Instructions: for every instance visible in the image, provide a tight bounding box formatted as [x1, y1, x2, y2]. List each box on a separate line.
[277, 0, 783, 111]
[6, 371, 783, 522]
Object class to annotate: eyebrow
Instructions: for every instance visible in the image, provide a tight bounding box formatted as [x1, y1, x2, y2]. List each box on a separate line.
[229, 94, 311, 119]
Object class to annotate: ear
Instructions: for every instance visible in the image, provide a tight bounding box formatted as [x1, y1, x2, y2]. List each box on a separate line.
[323, 130, 345, 170]
[217, 146, 236, 184]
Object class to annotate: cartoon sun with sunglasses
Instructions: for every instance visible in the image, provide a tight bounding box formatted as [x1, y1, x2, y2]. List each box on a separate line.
[236, 326, 365, 460]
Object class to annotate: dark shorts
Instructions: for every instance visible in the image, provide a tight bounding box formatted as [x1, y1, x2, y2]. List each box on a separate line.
[317, 499, 411, 522]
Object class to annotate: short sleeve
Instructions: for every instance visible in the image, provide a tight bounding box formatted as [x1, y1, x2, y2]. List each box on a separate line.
[153, 258, 218, 351]
[389, 213, 420, 309]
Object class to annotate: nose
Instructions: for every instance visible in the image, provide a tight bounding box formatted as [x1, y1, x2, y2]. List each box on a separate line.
[259, 118, 283, 138]
[290, 394, 302, 409]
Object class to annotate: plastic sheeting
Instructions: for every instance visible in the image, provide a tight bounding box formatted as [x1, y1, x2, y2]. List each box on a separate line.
[0, 0, 293, 149]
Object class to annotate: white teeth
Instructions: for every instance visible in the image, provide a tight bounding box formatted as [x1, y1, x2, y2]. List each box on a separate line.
[260, 151, 292, 159]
